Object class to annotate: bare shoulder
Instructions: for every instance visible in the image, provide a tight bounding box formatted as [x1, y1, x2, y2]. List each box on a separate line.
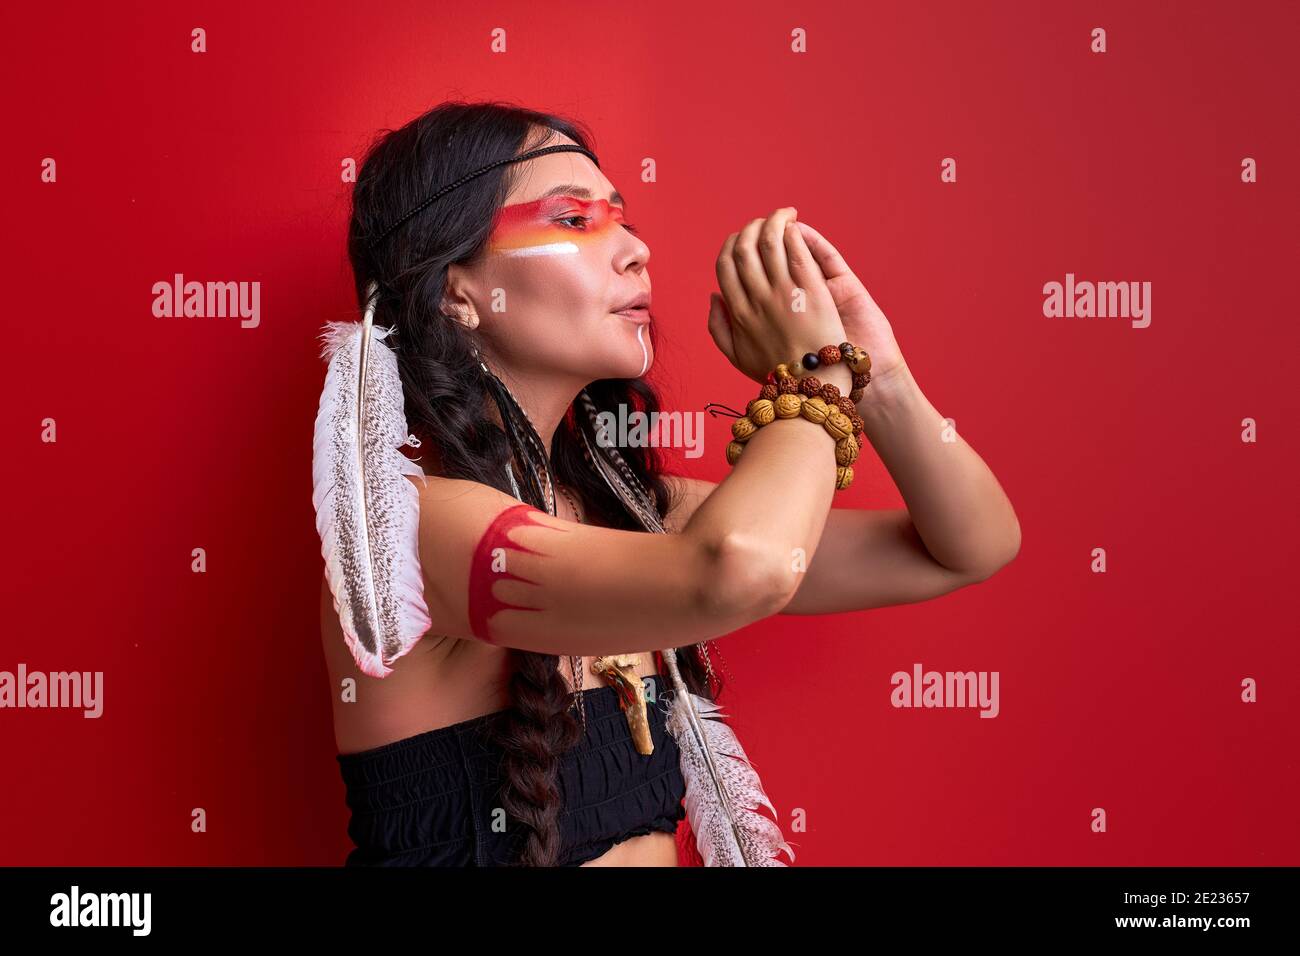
[403, 471, 491, 503]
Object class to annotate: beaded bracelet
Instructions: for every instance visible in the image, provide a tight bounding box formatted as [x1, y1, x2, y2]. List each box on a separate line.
[795, 341, 873, 404]
[722, 341, 872, 491]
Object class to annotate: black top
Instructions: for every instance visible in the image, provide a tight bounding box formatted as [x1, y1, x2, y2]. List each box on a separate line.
[336, 680, 687, 866]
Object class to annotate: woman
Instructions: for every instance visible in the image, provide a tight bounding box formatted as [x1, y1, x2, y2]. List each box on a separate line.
[315, 100, 1021, 867]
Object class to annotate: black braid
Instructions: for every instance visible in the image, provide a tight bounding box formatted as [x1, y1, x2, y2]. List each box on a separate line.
[576, 389, 659, 509]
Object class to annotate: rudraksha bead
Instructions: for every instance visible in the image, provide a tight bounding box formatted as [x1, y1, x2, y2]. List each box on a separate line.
[798, 376, 823, 397]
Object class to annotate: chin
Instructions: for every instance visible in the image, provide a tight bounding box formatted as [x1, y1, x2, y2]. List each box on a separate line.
[575, 332, 652, 381]
[616, 348, 653, 379]
[617, 322, 654, 378]
[586, 357, 653, 382]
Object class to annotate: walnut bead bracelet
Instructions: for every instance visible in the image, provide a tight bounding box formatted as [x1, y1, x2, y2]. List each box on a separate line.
[725, 394, 860, 489]
[721, 342, 873, 491]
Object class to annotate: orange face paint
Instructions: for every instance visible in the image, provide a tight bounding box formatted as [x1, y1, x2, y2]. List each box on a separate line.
[487, 195, 629, 257]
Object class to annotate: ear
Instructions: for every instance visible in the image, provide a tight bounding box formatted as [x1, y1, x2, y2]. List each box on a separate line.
[442, 264, 481, 331]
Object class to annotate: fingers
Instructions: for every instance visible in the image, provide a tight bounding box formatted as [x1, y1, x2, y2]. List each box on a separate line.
[705, 291, 737, 364]
[793, 221, 851, 281]
[731, 216, 771, 305]
[796, 220, 884, 319]
[757, 207, 798, 287]
[715, 231, 750, 325]
[732, 207, 798, 303]
[715, 207, 808, 331]
[783, 219, 823, 295]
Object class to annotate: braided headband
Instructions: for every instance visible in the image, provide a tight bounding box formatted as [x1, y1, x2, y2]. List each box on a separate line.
[365, 142, 601, 249]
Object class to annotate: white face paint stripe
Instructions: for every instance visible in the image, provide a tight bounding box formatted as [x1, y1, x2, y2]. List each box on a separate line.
[635, 322, 649, 377]
[497, 242, 581, 258]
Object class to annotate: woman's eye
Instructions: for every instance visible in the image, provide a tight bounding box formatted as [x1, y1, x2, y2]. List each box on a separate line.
[556, 215, 639, 235]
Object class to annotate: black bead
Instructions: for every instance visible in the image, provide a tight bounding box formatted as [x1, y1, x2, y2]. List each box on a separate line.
[801, 352, 820, 370]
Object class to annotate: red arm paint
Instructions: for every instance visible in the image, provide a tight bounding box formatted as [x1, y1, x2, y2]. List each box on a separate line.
[467, 503, 570, 644]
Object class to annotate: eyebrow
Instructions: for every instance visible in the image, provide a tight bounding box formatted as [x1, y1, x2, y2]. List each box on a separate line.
[535, 183, 626, 210]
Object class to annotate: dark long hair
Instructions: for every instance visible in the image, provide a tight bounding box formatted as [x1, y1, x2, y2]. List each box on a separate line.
[346, 100, 718, 866]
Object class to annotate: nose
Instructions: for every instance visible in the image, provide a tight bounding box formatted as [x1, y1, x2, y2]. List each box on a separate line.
[615, 229, 650, 275]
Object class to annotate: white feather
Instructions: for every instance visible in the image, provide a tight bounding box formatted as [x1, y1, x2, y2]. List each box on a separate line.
[575, 390, 795, 865]
[661, 651, 796, 866]
[311, 284, 431, 678]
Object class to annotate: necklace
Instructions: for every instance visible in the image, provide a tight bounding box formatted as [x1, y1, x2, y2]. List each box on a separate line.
[557, 483, 583, 524]
[558, 483, 655, 754]
[558, 483, 588, 734]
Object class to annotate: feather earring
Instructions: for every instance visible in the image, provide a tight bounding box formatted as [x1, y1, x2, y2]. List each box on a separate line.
[311, 281, 431, 678]
[482, 363, 555, 515]
[574, 388, 666, 534]
[574, 387, 794, 866]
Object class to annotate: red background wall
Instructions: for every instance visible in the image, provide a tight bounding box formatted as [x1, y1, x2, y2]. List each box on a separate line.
[3, 0, 1296, 865]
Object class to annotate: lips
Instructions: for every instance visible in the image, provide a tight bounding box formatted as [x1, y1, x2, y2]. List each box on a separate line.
[612, 306, 651, 324]
[612, 291, 651, 323]
[613, 292, 650, 311]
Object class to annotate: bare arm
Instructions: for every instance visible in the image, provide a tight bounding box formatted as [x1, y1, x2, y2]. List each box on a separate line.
[405, 462, 821, 659]
[663, 363, 1021, 615]
[848, 360, 1020, 577]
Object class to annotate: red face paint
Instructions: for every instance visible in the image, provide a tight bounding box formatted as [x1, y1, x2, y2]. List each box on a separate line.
[467, 503, 570, 644]
[487, 195, 628, 255]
